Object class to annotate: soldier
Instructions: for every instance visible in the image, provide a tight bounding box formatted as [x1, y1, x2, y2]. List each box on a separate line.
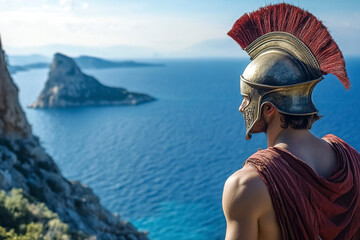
[222, 3, 360, 240]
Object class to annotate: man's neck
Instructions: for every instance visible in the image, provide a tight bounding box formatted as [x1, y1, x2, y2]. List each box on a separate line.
[265, 116, 314, 148]
[271, 128, 313, 148]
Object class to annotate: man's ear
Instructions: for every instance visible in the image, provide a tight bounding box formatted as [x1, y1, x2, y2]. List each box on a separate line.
[262, 103, 276, 118]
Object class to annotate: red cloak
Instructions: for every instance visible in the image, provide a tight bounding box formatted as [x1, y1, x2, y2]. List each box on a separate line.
[245, 134, 360, 240]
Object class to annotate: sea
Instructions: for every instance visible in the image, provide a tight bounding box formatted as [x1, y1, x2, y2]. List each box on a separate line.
[12, 57, 360, 240]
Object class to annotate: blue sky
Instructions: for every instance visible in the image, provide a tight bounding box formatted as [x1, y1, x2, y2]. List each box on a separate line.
[0, 0, 359, 57]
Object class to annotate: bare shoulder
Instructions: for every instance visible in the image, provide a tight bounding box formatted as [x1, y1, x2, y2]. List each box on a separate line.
[222, 164, 274, 239]
[222, 164, 271, 220]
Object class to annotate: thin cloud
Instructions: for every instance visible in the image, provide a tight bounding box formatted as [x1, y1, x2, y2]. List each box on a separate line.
[0, 1, 358, 56]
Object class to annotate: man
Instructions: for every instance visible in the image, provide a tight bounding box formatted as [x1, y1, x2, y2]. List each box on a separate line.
[222, 3, 360, 240]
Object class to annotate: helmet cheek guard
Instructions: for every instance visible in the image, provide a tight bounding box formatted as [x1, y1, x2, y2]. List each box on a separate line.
[240, 78, 264, 140]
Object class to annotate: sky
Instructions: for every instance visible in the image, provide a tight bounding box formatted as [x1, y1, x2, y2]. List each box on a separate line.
[0, 0, 359, 58]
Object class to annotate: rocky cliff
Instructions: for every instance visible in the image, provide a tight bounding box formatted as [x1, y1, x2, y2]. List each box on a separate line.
[0, 44, 31, 139]
[29, 53, 155, 108]
[0, 41, 148, 239]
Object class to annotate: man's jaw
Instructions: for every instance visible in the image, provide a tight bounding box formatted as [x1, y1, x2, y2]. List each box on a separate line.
[245, 117, 268, 140]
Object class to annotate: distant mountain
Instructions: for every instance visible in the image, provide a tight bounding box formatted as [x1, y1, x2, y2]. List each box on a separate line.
[5, 44, 159, 59]
[5, 38, 251, 59]
[29, 53, 155, 108]
[8, 65, 28, 74]
[8, 54, 163, 74]
[8, 62, 50, 74]
[74, 55, 163, 69]
[5, 40, 248, 59]
[8, 54, 51, 65]
[23, 62, 50, 68]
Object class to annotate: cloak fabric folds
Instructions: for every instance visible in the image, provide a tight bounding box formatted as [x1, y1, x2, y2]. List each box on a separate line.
[245, 134, 360, 240]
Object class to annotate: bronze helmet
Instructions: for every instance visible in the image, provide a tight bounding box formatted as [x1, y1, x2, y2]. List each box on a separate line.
[228, 4, 349, 140]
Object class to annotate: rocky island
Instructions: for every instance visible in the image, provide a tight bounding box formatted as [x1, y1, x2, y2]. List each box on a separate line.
[0, 40, 148, 239]
[29, 53, 155, 108]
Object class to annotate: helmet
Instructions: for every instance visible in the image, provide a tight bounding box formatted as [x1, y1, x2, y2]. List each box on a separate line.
[228, 3, 349, 140]
[240, 32, 323, 139]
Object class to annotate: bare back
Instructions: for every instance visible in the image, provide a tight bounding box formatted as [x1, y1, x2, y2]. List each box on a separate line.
[223, 133, 339, 240]
[252, 137, 337, 240]
[275, 136, 338, 179]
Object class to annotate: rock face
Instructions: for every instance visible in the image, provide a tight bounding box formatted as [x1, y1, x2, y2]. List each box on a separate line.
[0, 41, 148, 239]
[29, 53, 155, 108]
[0, 43, 31, 139]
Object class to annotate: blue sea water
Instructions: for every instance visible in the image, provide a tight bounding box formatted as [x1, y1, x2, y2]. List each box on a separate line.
[13, 58, 360, 240]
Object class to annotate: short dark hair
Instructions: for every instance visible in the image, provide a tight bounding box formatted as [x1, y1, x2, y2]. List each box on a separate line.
[280, 113, 321, 129]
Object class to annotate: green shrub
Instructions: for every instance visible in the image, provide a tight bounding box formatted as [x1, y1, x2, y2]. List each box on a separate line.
[0, 189, 86, 240]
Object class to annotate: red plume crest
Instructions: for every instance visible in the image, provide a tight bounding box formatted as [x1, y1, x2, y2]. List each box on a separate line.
[228, 3, 350, 89]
